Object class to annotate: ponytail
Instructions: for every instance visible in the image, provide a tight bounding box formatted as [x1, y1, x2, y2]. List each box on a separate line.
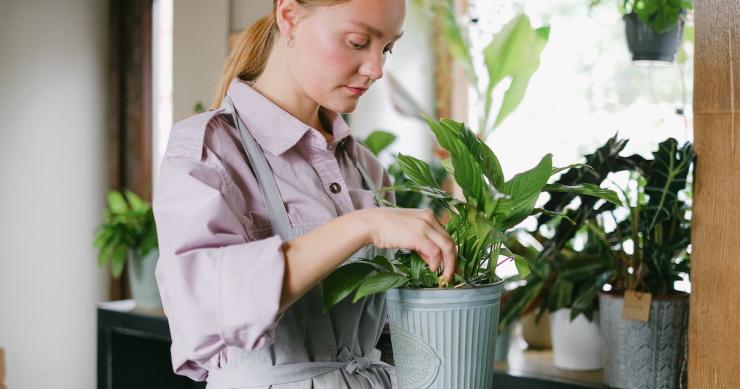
[211, 11, 278, 108]
[211, 0, 351, 109]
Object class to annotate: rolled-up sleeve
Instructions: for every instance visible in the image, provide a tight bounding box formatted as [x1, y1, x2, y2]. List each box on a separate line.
[153, 156, 286, 381]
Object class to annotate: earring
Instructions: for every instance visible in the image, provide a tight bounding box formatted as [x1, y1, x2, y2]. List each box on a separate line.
[287, 36, 295, 48]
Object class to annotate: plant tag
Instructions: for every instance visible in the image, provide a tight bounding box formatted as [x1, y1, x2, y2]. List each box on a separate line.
[622, 290, 652, 322]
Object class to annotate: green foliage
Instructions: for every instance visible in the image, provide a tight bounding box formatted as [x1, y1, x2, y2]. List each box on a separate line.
[413, 0, 549, 138]
[500, 135, 636, 326]
[360, 130, 449, 212]
[323, 119, 619, 312]
[482, 16, 550, 135]
[93, 190, 158, 278]
[606, 138, 694, 296]
[499, 136, 693, 326]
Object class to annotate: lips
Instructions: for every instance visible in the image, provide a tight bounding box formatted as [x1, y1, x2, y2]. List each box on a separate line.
[345, 86, 367, 96]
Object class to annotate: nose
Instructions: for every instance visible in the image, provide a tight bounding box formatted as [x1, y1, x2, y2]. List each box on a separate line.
[359, 50, 385, 81]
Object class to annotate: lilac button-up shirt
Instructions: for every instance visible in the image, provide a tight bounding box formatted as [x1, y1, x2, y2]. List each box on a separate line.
[153, 79, 394, 381]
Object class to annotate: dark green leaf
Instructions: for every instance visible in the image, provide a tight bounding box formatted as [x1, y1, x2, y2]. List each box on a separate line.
[544, 183, 622, 206]
[353, 272, 408, 302]
[323, 263, 376, 311]
[493, 154, 553, 229]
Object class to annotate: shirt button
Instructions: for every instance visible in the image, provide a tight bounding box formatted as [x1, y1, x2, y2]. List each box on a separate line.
[329, 183, 342, 194]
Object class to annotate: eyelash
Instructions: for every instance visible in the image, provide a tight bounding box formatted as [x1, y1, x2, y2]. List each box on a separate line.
[349, 40, 394, 55]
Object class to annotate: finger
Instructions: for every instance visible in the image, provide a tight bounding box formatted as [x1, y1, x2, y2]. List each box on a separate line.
[416, 238, 442, 272]
[415, 209, 456, 253]
[425, 230, 457, 282]
[422, 215, 457, 256]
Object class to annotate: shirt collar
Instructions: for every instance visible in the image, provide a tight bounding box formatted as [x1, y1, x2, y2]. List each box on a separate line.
[226, 78, 357, 163]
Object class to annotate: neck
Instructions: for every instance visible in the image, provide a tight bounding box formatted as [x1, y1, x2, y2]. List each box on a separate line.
[252, 43, 332, 141]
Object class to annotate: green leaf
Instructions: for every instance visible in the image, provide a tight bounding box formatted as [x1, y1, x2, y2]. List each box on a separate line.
[559, 257, 609, 282]
[547, 279, 573, 312]
[570, 272, 611, 321]
[532, 208, 577, 224]
[425, 117, 486, 202]
[492, 26, 549, 131]
[364, 130, 397, 156]
[493, 154, 553, 229]
[441, 158, 455, 175]
[322, 263, 377, 311]
[455, 125, 505, 189]
[397, 153, 438, 189]
[544, 183, 622, 206]
[514, 254, 531, 278]
[110, 245, 128, 279]
[642, 139, 693, 233]
[357, 255, 395, 272]
[353, 272, 408, 302]
[124, 190, 149, 214]
[107, 191, 129, 215]
[482, 15, 549, 135]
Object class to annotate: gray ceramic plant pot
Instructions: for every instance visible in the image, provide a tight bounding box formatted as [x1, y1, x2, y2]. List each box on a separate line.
[623, 12, 685, 62]
[127, 248, 161, 310]
[385, 282, 504, 389]
[599, 292, 689, 389]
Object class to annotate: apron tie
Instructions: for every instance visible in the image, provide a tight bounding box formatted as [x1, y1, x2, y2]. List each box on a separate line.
[338, 347, 382, 375]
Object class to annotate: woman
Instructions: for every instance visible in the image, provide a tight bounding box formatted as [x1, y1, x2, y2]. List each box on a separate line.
[154, 0, 457, 387]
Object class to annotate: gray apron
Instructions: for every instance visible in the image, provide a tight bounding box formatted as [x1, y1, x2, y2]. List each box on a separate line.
[206, 97, 395, 389]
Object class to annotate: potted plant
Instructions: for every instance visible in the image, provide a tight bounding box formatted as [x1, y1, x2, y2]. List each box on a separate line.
[592, 0, 693, 62]
[595, 138, 693, 388]
[498, 135, 639, 367]
[324, 117, 619, 388]
[94, 189, 160, 309]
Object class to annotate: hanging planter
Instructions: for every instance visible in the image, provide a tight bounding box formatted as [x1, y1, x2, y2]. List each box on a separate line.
[623, 12, 685, 62]
[590, 0, 693, 63]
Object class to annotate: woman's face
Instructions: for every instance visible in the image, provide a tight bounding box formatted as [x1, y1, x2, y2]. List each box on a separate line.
[288, 0, 406, 113]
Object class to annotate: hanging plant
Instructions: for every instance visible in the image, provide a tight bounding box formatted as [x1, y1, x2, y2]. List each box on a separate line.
[592, 0, 694, 62]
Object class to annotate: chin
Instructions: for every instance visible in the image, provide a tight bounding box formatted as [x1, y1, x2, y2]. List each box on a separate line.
[325, 99, 359, 114]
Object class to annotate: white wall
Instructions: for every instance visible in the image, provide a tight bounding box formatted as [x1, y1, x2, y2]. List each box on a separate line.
[172, 0, 230, 122]
[349, 0, 436, 162]
[156, 0, 274, 176]
[0, 1, 110, 388]
[232, 0, 274, 31]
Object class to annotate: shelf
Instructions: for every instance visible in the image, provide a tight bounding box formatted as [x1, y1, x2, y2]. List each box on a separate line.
[492, 325, 606, 389]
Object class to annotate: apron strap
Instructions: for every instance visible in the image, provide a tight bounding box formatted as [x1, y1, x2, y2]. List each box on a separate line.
[221, 96, 293, 240]
[222, 95, 384, 236]
[355, 157, 386, 207]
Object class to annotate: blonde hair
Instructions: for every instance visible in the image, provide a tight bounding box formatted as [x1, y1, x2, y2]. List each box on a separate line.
[211, 0, 351, 108]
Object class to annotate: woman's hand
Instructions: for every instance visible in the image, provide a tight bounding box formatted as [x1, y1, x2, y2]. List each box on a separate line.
[356, 208, 458, 282]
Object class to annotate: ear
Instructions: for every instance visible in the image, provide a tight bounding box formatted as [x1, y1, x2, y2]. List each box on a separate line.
[275, 0, 302, 40]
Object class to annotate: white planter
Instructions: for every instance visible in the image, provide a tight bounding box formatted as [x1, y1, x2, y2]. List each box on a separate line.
[549, 308, 602, 371]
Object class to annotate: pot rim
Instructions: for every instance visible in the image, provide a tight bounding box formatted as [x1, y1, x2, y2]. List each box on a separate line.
[394, 279, 504, 292]
[599, 289, 689, 301]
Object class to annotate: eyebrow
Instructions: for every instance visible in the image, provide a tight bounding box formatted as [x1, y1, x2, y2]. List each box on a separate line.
[349, 19, 404, 41]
